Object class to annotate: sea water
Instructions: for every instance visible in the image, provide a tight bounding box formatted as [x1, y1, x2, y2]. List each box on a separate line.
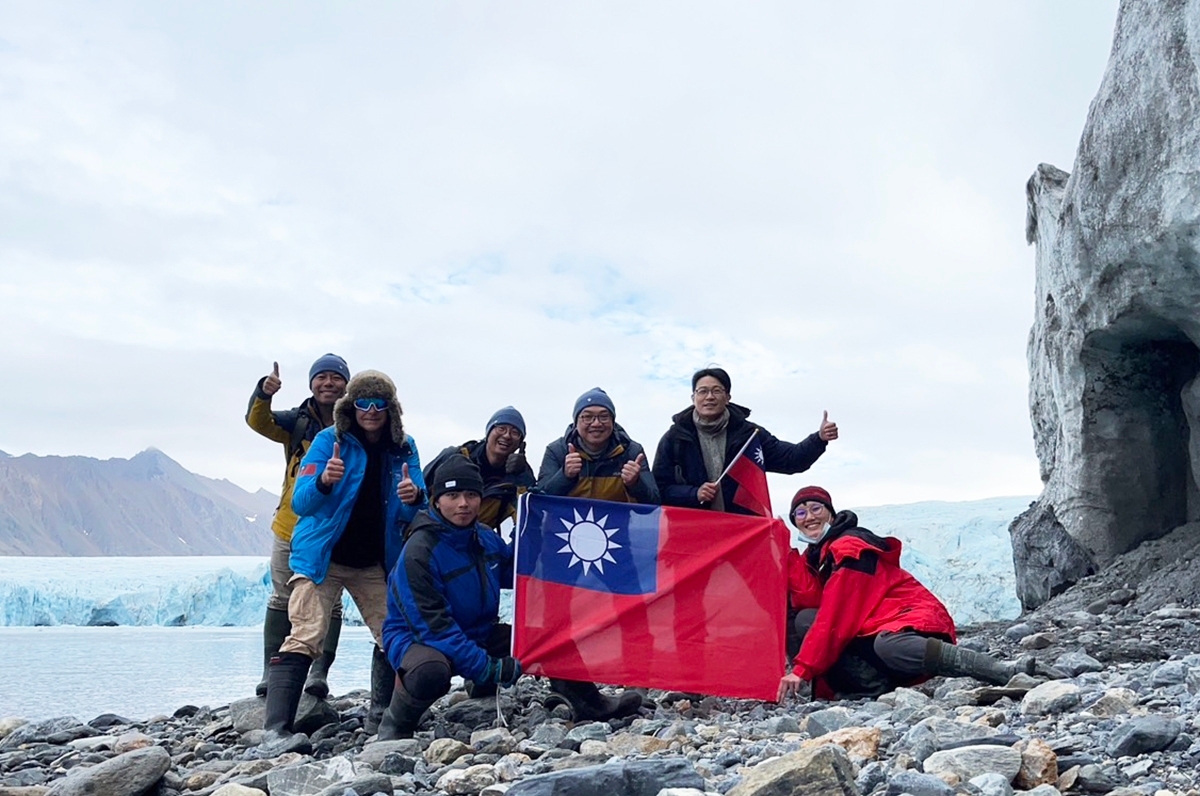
[0, 626, 376, 721]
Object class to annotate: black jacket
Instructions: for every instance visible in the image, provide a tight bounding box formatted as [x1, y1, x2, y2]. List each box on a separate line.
[424, 441, 535, 531]
[652, 403, 827, 513]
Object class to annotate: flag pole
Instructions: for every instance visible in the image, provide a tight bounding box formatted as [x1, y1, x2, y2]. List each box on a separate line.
[715, 427, 760, 483]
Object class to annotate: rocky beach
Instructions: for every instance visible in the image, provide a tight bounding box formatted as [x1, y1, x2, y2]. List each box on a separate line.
[3, 519, 1200, 796]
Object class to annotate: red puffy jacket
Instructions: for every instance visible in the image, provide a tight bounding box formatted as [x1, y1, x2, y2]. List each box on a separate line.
[789, 511, 956, 684]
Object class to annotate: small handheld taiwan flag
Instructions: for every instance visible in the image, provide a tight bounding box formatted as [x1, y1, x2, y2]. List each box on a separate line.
[723, 428, 770, 516]
[512, 493, 789, 701]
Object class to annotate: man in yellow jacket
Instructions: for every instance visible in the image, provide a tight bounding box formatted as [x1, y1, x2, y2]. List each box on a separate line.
[246, 353, 350, 698]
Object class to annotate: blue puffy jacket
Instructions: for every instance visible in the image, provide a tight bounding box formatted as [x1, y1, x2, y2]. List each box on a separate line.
[383, 508, 513, 681]
[290, 426, 426, 584]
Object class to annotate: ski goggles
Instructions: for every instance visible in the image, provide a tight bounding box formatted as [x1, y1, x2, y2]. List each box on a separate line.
[353, 397, 389, 413]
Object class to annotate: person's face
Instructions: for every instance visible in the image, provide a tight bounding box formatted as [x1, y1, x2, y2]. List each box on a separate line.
[575, 407, 614, 447]
[486, 424, 523, 461]
[436, 490, 482, 527]
[311, 372, 348, 408]
[354, 404, 388, 436]
[692, 376, 730, 421]
[792, 501, 831, 541]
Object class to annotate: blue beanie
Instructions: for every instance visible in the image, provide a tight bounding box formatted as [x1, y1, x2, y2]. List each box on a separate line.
[309, 353, 350, 384]
[485, 406, 526, 438]
[573, 387, 616, 421]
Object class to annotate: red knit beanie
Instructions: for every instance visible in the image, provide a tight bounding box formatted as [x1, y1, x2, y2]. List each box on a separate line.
[790, 485, 835, 519]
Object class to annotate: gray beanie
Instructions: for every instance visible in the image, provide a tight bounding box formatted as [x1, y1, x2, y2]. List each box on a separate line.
[573, 387, 615, 421]
[309, 353, 350, 384]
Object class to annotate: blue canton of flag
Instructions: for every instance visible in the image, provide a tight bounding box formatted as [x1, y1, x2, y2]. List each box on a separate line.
[516, 495, 659, 596]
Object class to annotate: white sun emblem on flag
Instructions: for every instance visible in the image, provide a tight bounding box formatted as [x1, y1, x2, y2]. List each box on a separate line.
[556, 508, 621, 575]
[753, 445, 765, 465]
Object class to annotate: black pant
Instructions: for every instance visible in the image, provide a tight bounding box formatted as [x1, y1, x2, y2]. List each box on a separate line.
[787, 608, 945, 697]
[398, 623, 511, 701]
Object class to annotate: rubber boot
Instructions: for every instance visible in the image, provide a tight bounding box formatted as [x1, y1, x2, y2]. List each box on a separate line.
[924, 639, 1032, 686]
[364, 646, 396, 735]
[304, 613, 342, 698]
[256, 608, 291, 697]
[257, 652, 314, 757]
[549, 678, 643, 722]
[376, 679, 433, 740]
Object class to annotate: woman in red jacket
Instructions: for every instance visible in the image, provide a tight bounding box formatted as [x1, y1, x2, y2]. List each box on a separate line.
[780, 486, 1036, 701]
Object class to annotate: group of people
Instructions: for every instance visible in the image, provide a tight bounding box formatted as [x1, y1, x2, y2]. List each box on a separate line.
[246, 354, 1038, 756]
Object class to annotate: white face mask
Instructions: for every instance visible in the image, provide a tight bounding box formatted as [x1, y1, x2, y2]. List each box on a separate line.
[800, 522, 832, 546]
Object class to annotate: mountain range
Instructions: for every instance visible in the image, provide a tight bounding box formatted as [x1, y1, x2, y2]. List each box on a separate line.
[0, 447, 279, 555]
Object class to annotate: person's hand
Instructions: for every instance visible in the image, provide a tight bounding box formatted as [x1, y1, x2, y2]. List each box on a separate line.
[397, 463, 420, 504]
[321, 442, 344, 487]
[262, 362, 282, 397]
[778, 672, 804, 702]
[620, 453, 646, 487]
[485, 656, 523, 686]
[697, 481, 719, 504]
[505, 440, 527, 475]
[818, 410, 839, 442]
[563, 444, 583, 479]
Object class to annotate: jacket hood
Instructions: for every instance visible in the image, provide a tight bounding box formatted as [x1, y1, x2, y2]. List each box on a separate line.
[334, 369, 405, 446]
[807, 510, 901, 567]
[669, 401, 753, 427]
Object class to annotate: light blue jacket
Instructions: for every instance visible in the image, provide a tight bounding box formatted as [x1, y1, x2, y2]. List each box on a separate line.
[290, 425, 427, 584]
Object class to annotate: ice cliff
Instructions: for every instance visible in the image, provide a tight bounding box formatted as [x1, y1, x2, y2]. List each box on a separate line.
[0, 496, 1027, 628]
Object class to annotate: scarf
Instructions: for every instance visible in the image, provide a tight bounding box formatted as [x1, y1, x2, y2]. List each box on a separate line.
[694, 409, 729, 511]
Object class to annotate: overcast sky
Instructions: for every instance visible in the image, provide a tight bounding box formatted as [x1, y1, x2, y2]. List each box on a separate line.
[0, 2, 1120, 512]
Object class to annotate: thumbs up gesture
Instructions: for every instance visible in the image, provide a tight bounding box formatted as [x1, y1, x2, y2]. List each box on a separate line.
[321, 442, 344, 486]
[397, 462, 420, 505]
[818, 410, 839, 442]
[505, 440, 528, 475]
[262, 361, 282, 397]
[563, 443, 583, 479]
[621, 452, 646, 487]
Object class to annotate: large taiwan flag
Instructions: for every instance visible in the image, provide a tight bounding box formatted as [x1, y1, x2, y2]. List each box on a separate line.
[513, 493, 789, 701]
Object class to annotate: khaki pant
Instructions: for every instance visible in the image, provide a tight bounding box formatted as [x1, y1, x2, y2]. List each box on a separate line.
[280, 563, 388, 659]
[269, 534, 343, 619]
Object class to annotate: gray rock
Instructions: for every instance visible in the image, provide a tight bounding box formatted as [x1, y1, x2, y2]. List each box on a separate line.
[527, 724, 567, 749]
[1105, 716, 1183, 757]
[1055, 648, 1105, 677]
[1004, 623, 1035, 641]
[855, 761, 887, 795]
[922, 745, 1022, 783]
[565, 723, 610, 745]
[44, 745, 170, 796]
[898, 717, 999, 762]
[355, 739, 422, 769]
[967, 772, 1014, 796]
[229, 699, 266, 734]
[1020, 681, 1081, 716]
[266, 758, 366, 796]
[884, 770, 955, 796]
[800, 707, 855, 737]
[1016, 0, 1200, 608]
[1149, 661, 1188, 687]
[725, 744, 857, 796]
[314, 773, 393, 796]
[505, 758, 703, 796]
[293, 695, 339, 736]
[0, 718, 98, 751]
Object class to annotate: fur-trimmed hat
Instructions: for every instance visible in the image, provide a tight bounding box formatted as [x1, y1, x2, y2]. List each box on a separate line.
[334, 370, 405, 446]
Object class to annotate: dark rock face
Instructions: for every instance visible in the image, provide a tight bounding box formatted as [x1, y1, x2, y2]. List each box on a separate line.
[505, 758, 704, 796]
[1016, 0, 1200, 607]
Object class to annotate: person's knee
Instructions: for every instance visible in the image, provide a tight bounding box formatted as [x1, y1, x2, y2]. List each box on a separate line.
[402, 659, 452, 702]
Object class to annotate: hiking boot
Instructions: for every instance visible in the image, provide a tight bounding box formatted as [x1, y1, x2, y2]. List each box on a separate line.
[256, 608, 291, 698]
[364, 646, 395, 735]
[549, 678, 643, 722]
[304, 614, 342, 699]
[925, 639, 1025, 686]
[256, 652, 313, 757]
[377, 679, 433, 740]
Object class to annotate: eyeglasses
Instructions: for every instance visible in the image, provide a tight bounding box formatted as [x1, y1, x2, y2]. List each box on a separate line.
[354, 397, 389, 413]
[492, 424, 523, 439]
[792, 502, 827, 521]
[694, 387, 727, 398]
[577, 411, 612, 426]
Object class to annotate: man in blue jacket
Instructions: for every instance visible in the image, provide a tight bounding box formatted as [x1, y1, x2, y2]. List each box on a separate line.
[257, 370, 427, 757]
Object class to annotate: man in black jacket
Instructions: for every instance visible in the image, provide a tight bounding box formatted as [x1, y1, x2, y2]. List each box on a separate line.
[652, 367, 838, 513]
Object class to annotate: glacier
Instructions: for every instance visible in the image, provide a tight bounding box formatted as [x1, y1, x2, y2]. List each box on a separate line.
[0, 496, 1030, 628]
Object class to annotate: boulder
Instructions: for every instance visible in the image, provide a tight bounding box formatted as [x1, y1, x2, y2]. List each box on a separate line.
[1017, 0, 1200, 608]
[726, 744, 859, 796]
[44, 746, 170, 796]
[1105, 715, 1182, 757]
[505, 758, 703, 796]
[922, 745, 1021, 783]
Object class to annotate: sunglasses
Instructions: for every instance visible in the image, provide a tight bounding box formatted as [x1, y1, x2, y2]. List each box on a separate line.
[354, 397, 389, 413]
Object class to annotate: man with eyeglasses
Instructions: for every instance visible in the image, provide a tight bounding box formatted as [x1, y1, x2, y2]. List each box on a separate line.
[652, 367, 837, 514]
[537, 387, 659, 504]
[256, 370, 427, 757]
[245, 353, 350, 699]
[423, 406, 536, 533]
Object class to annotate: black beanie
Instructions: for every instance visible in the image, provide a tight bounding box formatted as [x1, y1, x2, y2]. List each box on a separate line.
[430, 455, 485, 501]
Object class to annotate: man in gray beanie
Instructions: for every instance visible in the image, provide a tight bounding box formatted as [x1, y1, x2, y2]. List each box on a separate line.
[245, 353, 351, 699]
[423, 406, 535, 532]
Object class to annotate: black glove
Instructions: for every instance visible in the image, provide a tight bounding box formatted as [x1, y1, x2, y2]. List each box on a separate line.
[505, 441, 527, 475]
[485, 656, 523, 686]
